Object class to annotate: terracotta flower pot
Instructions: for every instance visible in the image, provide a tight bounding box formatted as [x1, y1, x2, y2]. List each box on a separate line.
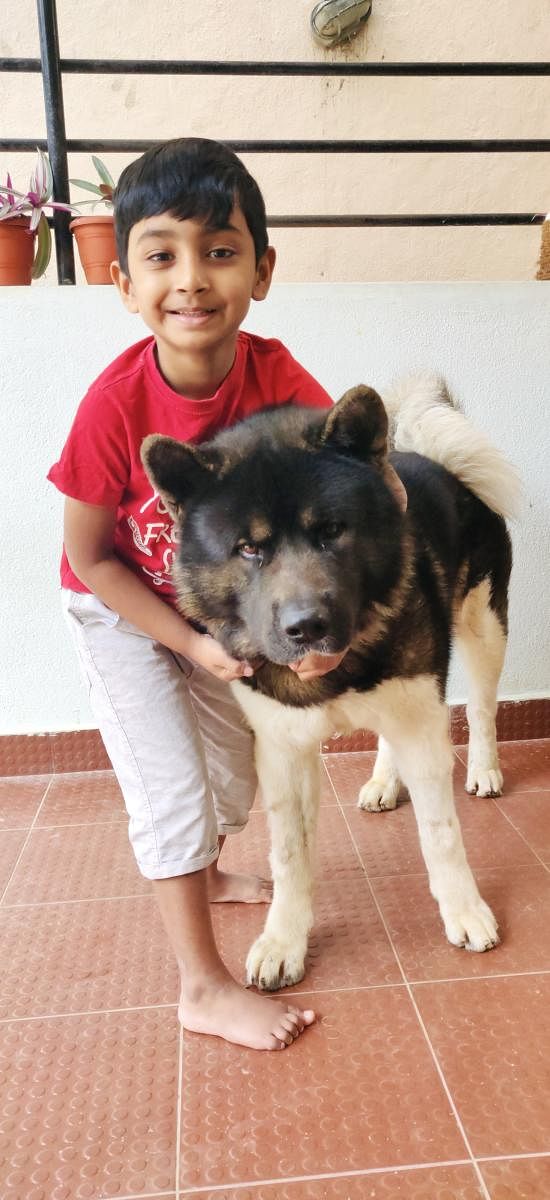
[0, 217, 35, 285]
[70, 214, 117, 284]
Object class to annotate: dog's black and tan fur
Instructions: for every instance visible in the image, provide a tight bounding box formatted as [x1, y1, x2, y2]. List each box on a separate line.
[143, 378, 516, 990]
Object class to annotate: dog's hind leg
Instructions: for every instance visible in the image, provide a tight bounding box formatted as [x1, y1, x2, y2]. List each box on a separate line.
[358, 736, 401, 811]
[245, 736, 320, 991]
[376, 677, 499, 952]
[455, 578, 507, 797]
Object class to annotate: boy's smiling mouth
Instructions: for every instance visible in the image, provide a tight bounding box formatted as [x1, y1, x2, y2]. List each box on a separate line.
[167, 307, 217, 324]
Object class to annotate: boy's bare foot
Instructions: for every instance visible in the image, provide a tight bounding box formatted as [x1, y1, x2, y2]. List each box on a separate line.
[208, 867, 273, 904]
[178, 977, 315, 1050]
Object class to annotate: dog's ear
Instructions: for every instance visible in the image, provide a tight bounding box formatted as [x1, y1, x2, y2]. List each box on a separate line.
[141, 434, 221, 518]
[320, 386, 407, 512]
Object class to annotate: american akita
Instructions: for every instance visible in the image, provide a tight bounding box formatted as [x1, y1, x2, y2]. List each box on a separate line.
[142, 374, 519, 991]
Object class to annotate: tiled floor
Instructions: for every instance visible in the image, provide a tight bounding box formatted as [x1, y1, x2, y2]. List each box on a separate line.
[1, 740, 550, 1199]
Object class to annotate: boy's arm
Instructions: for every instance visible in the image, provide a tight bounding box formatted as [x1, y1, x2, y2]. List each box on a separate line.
[63, 498, 253, 682]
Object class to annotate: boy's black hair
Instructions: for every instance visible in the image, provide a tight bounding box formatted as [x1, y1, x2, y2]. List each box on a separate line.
[113, 137, 269, 274]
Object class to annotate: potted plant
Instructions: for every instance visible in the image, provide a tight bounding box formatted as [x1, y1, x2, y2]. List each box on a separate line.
[0, 149, 75, 284]
[69, 156, 118, 284]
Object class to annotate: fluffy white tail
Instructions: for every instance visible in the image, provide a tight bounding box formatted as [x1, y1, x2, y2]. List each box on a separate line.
[382, 372, 521, 520]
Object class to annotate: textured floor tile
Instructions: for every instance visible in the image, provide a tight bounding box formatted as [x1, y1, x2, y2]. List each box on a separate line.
[0, 895, 178, 1019]
[0, 830, 29, 895]
[371, 866, 550, 981]
[183, 1165, 486, 1198]
[37, 771, 126, 827]
[496, 790, 550, 862]
[0, 776, 50, 829]
[414, 975, 550, 1157]
[0, 1008, 178, 1199]
[216, 806, 399, 990]
[2, 822, 148, 904]
[179, 987, 467, 1189]
[480, 1155, 550, 1198]
[324, 751, 469, 810]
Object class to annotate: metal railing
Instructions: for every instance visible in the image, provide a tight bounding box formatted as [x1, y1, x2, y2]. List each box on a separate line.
[1, 0, 549, 283]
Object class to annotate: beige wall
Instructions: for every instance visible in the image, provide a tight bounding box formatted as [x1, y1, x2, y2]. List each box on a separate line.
[1, 0, 549, 282]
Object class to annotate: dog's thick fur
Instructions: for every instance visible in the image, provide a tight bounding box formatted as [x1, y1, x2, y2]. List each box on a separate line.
[142, 375, 519, 990]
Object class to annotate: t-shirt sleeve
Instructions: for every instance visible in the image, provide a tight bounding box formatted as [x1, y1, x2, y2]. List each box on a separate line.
[47, 385, 130, 508]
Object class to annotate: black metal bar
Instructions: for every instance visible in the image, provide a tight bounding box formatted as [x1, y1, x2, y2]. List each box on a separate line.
[267, 213, 547, 227]
[2, 57, 550, 76]
[36, 0, 75, 283]
[61, 138, 550, 154]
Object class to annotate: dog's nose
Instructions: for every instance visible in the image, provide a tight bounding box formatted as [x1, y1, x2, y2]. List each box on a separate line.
[280, 603, 329, 644]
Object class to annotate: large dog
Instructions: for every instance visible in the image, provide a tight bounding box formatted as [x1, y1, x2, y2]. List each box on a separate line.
[142, 375, 519, 991]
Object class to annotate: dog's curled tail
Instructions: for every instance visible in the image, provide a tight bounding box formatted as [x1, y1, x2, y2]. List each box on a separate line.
[382, 372, 521, 520]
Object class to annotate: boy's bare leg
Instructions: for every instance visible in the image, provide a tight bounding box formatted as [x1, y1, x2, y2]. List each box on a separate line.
[152, 872, 315, 1050]
[207, 835, 273, 904]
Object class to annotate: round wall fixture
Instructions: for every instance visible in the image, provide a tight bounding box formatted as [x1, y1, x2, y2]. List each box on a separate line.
[310, 0, 373, 49]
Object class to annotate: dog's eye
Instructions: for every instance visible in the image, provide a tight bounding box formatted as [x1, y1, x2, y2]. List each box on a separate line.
[237, 540, 263, 564]
[317, 521, 345, 547]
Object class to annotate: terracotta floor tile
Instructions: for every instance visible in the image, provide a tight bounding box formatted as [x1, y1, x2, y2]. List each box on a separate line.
[324, 751, 471, 809]
[216, 806, 400, 990]
[0, 829, 29, 894]
[2, 822, 148, 904]
[414, 975, 550, 1157]
[496, 789, 550, 862]
[480, 1155, 550, 1198]
[37, 770, 126, 826]
[0, 895, 178, 1020]
[0, 1008, 178, 1199]
[0, 776, 50, 829]
[371, 866, 550, 981]
[184, 1164, 487, 1198]
[179, 987, 467, 1190]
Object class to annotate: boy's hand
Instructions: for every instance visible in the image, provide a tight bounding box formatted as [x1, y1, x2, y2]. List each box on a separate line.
[189, 633, 255, 682]
[288, 648, 349, 682]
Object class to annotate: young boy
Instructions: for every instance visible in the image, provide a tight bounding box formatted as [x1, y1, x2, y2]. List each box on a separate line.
[49, 138, 344, 1051]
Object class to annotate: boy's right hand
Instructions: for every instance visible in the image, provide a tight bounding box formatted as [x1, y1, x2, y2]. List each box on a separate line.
[188, 633, 255, 682]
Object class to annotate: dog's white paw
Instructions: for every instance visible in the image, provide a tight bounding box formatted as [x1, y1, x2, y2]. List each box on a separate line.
[246, 933, 307, 991]
[358, 776, 400, 811]
[442, 896, 499, 952]
[466, 763, 503, 797]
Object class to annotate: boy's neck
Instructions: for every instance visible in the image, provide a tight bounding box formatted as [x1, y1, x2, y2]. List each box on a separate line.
[154, 338, 238, 400]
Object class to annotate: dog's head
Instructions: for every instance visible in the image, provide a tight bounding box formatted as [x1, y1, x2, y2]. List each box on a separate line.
[141, 386, 407, 665]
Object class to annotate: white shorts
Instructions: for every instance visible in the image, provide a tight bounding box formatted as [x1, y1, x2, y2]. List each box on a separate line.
[62, 590, 258, 880]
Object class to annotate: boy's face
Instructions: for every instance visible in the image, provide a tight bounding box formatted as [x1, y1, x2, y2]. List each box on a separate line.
[111, 205, 275, 389]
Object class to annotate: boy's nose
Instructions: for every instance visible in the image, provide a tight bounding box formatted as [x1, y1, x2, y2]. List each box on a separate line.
[174, 255, 208, 293]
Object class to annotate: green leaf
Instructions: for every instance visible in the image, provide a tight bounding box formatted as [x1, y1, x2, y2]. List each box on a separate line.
[69, 179, 105, 196]
[31, 213, 52, 279]
[92, 156, 115, 189]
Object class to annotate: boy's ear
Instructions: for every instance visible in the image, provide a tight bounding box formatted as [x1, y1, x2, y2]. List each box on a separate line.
[110, 261, 140, 313]
[141, 434, 222, 518]
[319, 386, 407, 512]
[252, 245, 276, 301]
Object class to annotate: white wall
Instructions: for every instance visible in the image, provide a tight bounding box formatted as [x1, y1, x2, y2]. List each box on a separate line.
[1, 282, 549, 734]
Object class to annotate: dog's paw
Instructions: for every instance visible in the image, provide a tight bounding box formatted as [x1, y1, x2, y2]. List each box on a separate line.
[358, 776, 400, 812]
[466, 763, 503, 797]
[442, 896, 499, 952]
[246, 933, 307, 991]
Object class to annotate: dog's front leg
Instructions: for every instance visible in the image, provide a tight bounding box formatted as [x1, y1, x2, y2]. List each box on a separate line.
[381, 685, 499, 952]
[246, 736, 320, 991]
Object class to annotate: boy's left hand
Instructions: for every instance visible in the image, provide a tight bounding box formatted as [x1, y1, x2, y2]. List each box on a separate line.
[288, 648, 349, 682]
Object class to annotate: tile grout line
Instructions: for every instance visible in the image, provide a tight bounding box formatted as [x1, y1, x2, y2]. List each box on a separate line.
[493, 798, 550, 877]
[0, 777, 55, 907]
[331, 775, 492, 1200]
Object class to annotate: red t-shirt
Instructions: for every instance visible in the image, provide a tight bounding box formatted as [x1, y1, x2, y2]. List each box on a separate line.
[48, 332, 332, 605]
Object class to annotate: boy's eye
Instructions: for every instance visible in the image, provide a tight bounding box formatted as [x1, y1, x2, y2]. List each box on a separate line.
[208, 248, 235, 259]
[147, 251, 173, 263]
